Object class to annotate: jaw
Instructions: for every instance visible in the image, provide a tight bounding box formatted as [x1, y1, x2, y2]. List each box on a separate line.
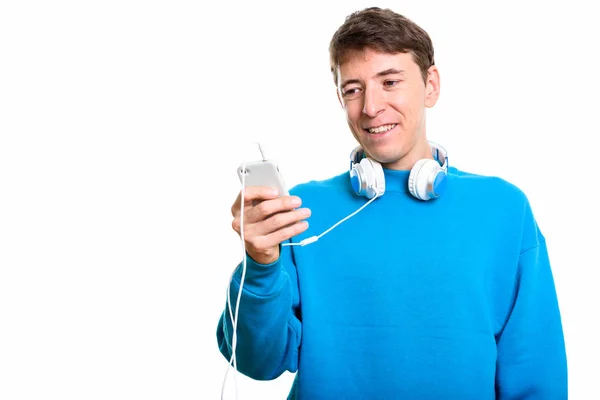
[351, 123, 432, 170]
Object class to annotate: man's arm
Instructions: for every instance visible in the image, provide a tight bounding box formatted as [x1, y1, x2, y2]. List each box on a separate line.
[495, 238, 568, 398]
[216, 186, 308, 380]
[216, 244, 301, 380]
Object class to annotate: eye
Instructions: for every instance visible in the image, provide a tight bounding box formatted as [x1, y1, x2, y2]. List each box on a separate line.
[384, 80, 399, 87]
[343, 87, 361, 97]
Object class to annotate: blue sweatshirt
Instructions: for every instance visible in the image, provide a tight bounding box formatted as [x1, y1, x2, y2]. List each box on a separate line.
[217, 166, 568, 399]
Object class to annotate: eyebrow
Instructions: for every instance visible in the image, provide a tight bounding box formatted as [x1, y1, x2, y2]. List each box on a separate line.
[377, 68, 406, 77]
[341, 69, 406, 89]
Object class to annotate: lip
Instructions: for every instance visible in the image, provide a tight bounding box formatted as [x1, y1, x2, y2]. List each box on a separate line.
[362, 123, 398, 131]
[362, 123, 398, 139]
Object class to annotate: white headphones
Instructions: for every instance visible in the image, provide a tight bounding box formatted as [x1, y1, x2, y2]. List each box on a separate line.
[349, 141, 449, 200]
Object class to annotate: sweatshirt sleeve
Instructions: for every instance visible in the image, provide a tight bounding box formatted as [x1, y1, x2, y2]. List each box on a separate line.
[216, 243, 301, 380]
[495, 236, 568, 398]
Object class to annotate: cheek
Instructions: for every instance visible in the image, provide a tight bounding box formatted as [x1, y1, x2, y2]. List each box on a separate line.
[392, 94, 422, 122]
[390, 99, 411, 121]
[345, 117, 361, 139]
[343, 109, 362, 140]
[344, 103, 362, 125]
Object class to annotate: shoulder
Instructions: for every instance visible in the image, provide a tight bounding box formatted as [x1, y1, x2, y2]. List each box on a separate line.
[449, 166, 528, 205]
[449, 166, 544, 250]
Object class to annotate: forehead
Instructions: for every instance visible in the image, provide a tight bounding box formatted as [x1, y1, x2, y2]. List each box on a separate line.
[337, 49, 418, 80]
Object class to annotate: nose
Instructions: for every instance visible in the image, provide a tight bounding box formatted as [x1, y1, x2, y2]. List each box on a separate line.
[362, 86, 385, 117]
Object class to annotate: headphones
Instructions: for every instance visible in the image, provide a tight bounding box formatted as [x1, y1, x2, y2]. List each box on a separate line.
[349, 141, 449, 200]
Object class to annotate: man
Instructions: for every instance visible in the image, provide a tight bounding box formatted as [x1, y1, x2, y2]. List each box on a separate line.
[217, 7, 567, 399]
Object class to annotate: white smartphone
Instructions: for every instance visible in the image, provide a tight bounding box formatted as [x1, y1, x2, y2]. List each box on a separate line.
[237, 160, 289, 196]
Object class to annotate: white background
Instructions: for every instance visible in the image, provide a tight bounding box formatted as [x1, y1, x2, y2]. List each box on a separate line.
[1, 0, 598, 399]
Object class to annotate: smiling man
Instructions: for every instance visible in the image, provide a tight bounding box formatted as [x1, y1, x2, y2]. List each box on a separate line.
[217, 7, 568, 399]
[336, 50, 437, 171]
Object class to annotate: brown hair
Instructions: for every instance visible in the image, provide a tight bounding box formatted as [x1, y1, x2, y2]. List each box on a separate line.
[329, 7, 435, 86]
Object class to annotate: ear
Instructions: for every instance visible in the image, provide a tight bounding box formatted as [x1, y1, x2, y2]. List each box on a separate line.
[424, 65, 440, 108]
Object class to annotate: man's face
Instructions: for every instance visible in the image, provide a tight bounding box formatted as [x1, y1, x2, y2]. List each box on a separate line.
[337, 48, 440, 170]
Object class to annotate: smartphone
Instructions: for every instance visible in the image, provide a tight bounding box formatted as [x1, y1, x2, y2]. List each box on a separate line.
[237, 160, 289, 196]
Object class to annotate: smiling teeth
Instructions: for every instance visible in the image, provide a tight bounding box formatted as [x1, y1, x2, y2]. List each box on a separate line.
[368, 124, 396, 133]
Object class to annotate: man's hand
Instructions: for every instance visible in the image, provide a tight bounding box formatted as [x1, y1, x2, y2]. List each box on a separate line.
[231, 187, 311, 265]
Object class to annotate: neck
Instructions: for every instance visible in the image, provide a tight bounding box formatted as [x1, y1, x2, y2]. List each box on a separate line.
[381, 139, 433, 170]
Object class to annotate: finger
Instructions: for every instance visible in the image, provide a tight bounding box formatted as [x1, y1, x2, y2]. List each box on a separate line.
[262, 220, 310, 247]
[231, 197, 304, 236]
[255, 207, 311, 236]
[246, 195, 302, 222]
[248, 220, 310, 249]
[231, 186, 280, 217]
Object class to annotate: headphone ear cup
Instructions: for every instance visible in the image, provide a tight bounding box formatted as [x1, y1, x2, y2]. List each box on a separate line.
[349, 165, 364, 195]
[363, 158, 385, 198]
[409, 159, 446, 200]
[350, 158, 385, 198]
[408, 159, 427, 199]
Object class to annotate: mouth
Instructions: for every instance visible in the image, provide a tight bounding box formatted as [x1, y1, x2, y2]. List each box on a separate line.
[363, 123, 398, 135]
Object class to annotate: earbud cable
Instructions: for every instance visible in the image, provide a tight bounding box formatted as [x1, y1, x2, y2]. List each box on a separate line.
[283, 191, 379, 247]
[221, 159, 248, 400]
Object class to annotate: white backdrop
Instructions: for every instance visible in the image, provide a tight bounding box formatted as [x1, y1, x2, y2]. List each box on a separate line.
[1, 0, 598, 399]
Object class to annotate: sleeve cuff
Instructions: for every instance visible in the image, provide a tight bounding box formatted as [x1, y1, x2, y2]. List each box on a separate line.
[231, 251, 284, 297]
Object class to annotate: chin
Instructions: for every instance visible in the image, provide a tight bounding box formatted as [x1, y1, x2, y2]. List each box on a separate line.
[366, 146, 403, 163]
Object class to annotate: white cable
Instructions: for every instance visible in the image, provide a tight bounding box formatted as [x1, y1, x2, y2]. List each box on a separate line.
[221, 162, 248, 400]
[282, 190, 379, 247]
[221, 142, 269, 399]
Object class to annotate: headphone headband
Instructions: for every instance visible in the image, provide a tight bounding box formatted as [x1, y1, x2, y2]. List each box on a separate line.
[429, 141, 448, 171]
[350, 141, 448, 171]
